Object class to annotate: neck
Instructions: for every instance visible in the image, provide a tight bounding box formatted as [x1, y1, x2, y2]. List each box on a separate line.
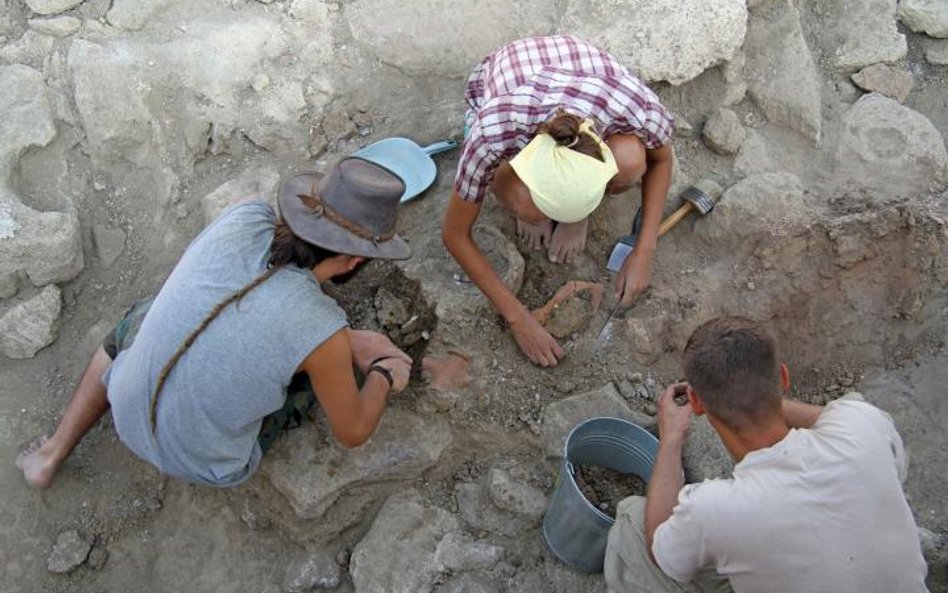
[708, 414, 790, 463]
[312, 261, 336, 283]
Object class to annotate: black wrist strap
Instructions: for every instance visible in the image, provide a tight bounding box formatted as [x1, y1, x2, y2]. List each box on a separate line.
[368, 364, 394, 389]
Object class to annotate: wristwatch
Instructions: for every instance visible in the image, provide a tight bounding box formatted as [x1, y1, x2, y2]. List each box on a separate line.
[368, 364, 394, 389]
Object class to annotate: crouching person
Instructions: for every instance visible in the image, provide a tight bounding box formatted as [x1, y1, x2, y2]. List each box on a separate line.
[604, 316, 929, 593]
[17, 157, 414, 489]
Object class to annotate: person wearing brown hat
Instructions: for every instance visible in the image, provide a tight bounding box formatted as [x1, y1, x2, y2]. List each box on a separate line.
[17, 158, 414, 489]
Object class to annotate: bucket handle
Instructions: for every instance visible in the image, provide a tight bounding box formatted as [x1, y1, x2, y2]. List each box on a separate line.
[422, 140, 458, 156]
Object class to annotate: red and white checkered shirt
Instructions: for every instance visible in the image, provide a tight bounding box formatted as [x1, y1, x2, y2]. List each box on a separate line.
[455, 35, 674, 203]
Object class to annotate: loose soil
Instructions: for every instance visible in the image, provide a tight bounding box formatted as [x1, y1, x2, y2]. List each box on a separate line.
[574, 465, 648, 519]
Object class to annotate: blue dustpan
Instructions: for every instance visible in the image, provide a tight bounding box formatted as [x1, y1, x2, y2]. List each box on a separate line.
[354, 138, 458, 202]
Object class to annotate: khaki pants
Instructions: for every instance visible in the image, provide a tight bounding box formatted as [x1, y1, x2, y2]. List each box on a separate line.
[604, 496, 733, 593]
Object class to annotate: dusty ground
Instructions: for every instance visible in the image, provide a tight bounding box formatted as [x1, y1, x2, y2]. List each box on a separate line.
[1, 0, 947, 592]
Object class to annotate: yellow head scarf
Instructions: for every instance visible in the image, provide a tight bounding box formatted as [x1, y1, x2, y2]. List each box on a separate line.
[509, 118, 618, 223]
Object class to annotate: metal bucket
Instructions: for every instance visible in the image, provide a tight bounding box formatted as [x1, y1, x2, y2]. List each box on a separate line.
[542, 417, 659, 573]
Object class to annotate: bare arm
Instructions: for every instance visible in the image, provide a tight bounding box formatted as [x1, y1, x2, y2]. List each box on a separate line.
[644, 382, 692, 563]
[782, 398, 824, 429]
[616, 143, 674, 304]
[302, 330, 409, 448]
[442, 191, 564, 367]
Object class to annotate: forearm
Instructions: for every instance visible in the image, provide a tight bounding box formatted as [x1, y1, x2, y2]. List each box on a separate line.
[782, 398, 823, 429]
[635, 146, 673, 252]
[347, 372, 390, 444]
[442, 196, 528, 324]
[645, 437, 685, 562]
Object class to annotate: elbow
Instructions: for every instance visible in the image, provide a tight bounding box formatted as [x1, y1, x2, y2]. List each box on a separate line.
[332, 416, 379, 448]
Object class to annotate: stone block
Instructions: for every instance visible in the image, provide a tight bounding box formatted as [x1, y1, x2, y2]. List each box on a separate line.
[561, 0, 747, 85]
[744, 0, 822, 143]
[836, 94, 948, 197]
[899, 0, 948, 38]
[261, 408, 452, 519]
[350, 490, 459, 593]
[0, 285, 62, 359]
[347, 0, 558, 78]
[540, 383, 650, 458]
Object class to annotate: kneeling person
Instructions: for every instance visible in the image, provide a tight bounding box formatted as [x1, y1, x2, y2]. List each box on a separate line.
[18, 158, 413, 489]
[605, 316, 929, 593]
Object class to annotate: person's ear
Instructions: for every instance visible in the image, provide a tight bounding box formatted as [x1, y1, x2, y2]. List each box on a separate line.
[687, 385, 706, 416]
[780, 363, 790, 392]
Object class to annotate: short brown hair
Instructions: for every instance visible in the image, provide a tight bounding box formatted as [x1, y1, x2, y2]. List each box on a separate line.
[538, 111, 605, 162]
[683, 317, 782, 430]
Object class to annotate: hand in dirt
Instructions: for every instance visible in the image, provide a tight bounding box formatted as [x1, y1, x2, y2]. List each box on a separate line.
[375, 357, 411, 393]
[510, 309, 565, 367]
[346, 329, 411, 374]
[658, 382, 693, 444]
[615, 249, 654, 306]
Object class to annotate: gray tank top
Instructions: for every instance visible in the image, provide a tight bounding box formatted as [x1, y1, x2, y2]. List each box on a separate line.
[104, 200, 347, 486]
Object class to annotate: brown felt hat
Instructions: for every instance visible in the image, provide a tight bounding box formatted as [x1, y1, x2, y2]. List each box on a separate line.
[277, 157, 411, 260]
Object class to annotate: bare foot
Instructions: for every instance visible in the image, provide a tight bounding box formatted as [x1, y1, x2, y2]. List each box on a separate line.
[548, 218, 588, 263]
[16, 436, 60, 489]
[516, 219, 553, 251]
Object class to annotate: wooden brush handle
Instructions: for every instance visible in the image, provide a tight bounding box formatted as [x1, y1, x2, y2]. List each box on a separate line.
[658, 202, 695, 236]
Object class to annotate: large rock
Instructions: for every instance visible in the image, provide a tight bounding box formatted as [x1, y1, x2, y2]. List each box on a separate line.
[261, 408, 452, 519]
[0, 285, 62, 359]
[401, 225, 524, 323]
[926, 41, 948, 65]
[744, 0, 822, 143]
[201, 166, 280, 225]
[24, 0, 85, 16]
[350, 491, 459, 593]
[836, 94, 948, 198]
[68, 40, 155, 166]
[0, 65, 56, 176]
[107, 0, 173, 31]
[899, 0, 948, 38]
[540, 383, 652, 458]
[682, 416, 733, 481]
[824, 0, 906, 70]
[560, 0, 747, 85]
[0, 65, 83, 287]
[693, 173, 813, 245]
[347, 0, 558, 78]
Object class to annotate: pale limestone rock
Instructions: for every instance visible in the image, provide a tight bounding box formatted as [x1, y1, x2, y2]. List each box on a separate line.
[836, 94, 948, 197]
[350, 491, 459, 593]
[0, 286, 62, 359]
[27, 16, 80, 37]
[561, 0, 747, 85]
[24, 0, 85, 16]
[744, 0, 822, 143]
[347, 0, 558, 78]
[899, 0, 948, 38]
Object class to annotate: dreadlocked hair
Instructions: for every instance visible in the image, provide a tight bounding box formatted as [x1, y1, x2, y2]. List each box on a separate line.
[148, 216, 340, 434]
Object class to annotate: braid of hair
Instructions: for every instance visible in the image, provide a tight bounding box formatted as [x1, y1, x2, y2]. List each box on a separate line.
[149, 266, 280, 435]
